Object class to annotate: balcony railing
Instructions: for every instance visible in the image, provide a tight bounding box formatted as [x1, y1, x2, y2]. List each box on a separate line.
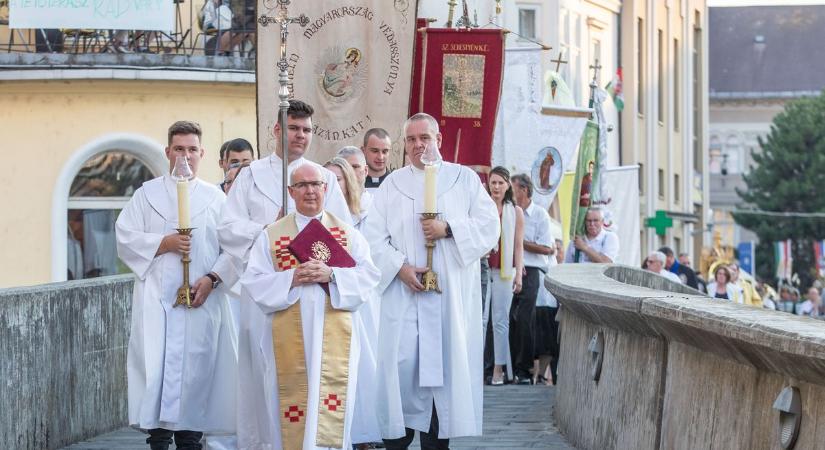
[0, 0, 256, 71]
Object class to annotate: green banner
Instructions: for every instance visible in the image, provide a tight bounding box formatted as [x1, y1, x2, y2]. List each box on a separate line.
[568, 120, 600, 241]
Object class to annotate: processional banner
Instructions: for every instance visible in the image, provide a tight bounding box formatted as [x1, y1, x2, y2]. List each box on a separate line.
[568, 121, 600, 243]
[491, 47, 589, 209]
[775, 240, 793, 280]
[256, 1, 419, 165]
[600, 166, 640, 266]
[815, 240, 825, 278]
[412, 28, 505, 171]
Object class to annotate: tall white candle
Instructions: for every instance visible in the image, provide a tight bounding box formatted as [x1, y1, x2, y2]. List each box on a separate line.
[177, 180, 191, 228]
[424, 164, 438, 213]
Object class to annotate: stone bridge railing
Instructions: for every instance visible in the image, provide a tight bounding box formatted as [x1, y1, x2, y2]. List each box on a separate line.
[0, 276, 133, 449]
[546, 264, 825, 450]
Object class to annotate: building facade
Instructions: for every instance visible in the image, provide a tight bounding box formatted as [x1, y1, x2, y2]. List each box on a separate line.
[708, 5, 825, 252]
[0, 8, 257, 287]
[619, 0, 709, 262]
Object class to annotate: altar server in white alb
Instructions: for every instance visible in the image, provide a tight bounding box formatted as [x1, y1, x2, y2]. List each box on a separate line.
[116, 121, 237, 450]
[240, 164, 380, 449]
[217, 100, 352, 449]
[364, 113, 499, 449]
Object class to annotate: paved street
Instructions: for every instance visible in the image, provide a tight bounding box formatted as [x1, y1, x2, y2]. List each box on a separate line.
[63, 385, 574, 449]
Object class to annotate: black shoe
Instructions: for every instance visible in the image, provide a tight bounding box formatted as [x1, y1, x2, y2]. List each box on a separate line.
[514, 375, 532, 385]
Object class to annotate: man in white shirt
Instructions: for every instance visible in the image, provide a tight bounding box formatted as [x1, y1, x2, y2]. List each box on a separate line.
[796, 287, 821, 317]
[645, 251, 683, 284]
[510, 174, 555, 384]
[564, 207, 620, 264]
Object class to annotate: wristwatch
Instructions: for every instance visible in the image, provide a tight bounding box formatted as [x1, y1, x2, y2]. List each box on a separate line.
[206, 272, 221, 289]
[445, 222, 453, 239]
[329, 270, 336, 284]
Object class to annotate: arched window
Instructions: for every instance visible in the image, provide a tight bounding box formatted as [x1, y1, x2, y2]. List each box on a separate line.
[67, 151, 157, 280]
[53, 134, 167, 282]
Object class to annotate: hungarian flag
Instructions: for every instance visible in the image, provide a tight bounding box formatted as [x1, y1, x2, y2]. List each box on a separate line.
[774, 240, 793, 280]
[815, 240, 825, 277]
[605, 67, 624, 112]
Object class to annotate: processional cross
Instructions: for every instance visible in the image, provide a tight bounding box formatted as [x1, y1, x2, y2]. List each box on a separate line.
[588, 59, 602, 86]
[587, 59, 602, 108]
[551, 51, 568, 72]
[258, 0, 309, 209]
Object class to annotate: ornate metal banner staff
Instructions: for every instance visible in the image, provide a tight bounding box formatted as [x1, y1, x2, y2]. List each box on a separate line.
[258, 0, 309, 210]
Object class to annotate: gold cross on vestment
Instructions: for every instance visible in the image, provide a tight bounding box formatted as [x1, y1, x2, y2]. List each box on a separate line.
[551, 51, 568, 72]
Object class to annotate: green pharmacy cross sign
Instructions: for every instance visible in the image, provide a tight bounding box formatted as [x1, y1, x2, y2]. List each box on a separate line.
[645, 210, 674, 236]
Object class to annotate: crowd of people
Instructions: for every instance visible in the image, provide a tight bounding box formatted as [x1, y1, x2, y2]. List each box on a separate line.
[641, 244, 824, 319]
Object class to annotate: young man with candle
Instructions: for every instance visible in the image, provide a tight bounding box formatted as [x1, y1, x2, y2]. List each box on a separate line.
[218, 99, 353, 449]
[363, 113, 499, 449]
[116, 120, 238, 450]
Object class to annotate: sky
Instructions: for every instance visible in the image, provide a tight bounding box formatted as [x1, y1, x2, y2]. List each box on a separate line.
[708, 0, 825, 5]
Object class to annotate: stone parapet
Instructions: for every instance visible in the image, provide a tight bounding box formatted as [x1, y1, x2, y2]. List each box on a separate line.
[547, 264, 825, 450]
[0, 275, 133, 450]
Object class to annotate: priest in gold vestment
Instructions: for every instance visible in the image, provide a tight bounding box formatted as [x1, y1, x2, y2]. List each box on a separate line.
[240, 164, 380, 450]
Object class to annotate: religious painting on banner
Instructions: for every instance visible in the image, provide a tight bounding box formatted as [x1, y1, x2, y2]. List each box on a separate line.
[256, 1, 419, 165]
[568, 121, 600, 242]
[413, 28, 505, 173]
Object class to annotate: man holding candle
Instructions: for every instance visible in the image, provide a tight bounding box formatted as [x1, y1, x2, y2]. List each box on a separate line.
[218, 99, 353, 449]
[363, 113, 499, 449]
[116, 121, 238, 450]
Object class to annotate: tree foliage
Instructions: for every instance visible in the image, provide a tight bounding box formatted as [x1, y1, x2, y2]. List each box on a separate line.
[733, 92, 825, 288]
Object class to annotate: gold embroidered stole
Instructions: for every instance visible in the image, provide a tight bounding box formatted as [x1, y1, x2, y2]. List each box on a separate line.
[267, 213, 353, 449]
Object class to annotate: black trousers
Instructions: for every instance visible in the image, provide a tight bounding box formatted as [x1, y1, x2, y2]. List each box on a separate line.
[509, 266, 541, 378]
[382, 405, 449, 450]
[146, 428, 202, 450]
[480, 258, 495, 377]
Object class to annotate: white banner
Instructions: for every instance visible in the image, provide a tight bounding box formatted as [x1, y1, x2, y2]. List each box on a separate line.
[257, 2, 417, 165]
[601, 165, 641, 266]
[9, 0, 174, 30]
[491, 47, 589, 210]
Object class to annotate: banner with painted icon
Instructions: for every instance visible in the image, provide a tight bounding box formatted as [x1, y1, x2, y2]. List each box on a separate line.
[256, 0, 418, 166]
[490, 47, 589, 209]
[568, 121, 599, 241]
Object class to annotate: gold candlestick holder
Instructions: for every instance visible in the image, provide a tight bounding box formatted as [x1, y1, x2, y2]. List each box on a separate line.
[421, 213, 442, 293]
[173, 227, 195, 308]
